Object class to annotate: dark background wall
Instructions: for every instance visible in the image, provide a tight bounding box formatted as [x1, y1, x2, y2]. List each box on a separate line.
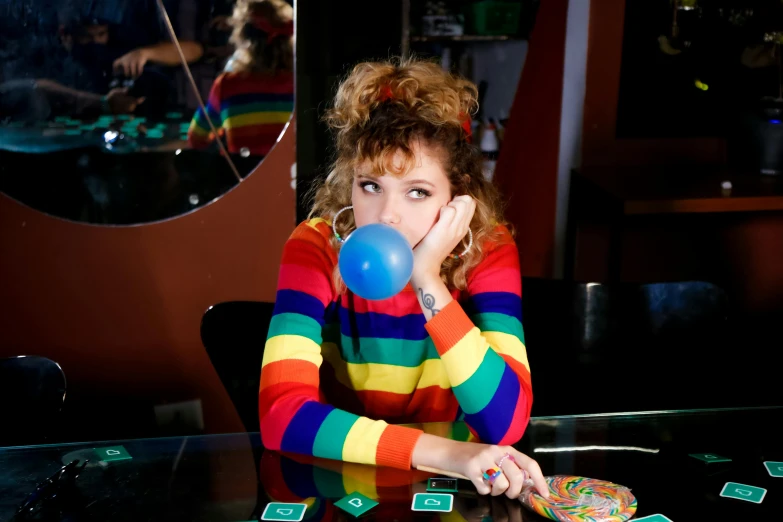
[295, 1, 403, 221]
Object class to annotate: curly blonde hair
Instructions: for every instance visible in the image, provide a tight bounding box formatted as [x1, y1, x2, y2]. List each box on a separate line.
[309, 57, 508, 291]
[227, 0, 293, 74]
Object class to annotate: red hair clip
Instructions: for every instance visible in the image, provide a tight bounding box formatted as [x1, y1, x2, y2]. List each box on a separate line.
[459, 111, 472, 143]
[378, 85, 395, 102]
[251, 16, 294, 44]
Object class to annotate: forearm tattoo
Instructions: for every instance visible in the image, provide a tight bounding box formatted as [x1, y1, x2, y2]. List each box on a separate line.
[418, 288, 440, 318]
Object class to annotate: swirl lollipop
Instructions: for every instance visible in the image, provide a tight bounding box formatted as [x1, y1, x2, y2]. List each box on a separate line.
[519, 475, 637, 522]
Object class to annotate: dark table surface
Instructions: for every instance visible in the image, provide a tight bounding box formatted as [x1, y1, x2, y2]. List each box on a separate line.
[1, 406, 781, 521]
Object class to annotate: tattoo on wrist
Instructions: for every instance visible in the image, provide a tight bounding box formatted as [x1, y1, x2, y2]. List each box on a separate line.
[418, 288, 440, 317]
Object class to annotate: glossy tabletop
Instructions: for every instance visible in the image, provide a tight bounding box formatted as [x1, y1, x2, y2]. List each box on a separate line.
[1, 406, 781, 521]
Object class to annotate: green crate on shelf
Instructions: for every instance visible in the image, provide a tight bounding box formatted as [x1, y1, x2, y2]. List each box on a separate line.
[468, 1, 521, 36]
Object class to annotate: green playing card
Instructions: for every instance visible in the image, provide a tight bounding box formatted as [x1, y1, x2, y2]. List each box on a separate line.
[720, 482, 766, 504]
[689, 453, 731, 463]
[764, 461, 783, 477]
[94, 445, 132, 462]
[260, 502, 307, 521]
[334, 492, 377, 517]
[411, 493, 453, 512]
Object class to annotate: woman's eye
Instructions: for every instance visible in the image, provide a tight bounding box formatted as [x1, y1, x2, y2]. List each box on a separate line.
[360, 182, 381, 193]
[409, 189, 430, 199]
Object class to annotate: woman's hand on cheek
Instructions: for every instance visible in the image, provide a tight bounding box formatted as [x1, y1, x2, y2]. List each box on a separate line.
[411, 195, 476, 281]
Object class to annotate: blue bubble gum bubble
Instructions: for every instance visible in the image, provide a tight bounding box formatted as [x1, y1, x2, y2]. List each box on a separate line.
[338, 224, 414, 301]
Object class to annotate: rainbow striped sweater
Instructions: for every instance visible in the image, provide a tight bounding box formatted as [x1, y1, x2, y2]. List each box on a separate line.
[188, 70, 293, 156]
[259, 218, 532, 470]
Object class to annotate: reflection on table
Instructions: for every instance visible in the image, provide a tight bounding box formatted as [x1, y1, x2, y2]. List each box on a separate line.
[1, 408, 781, 521]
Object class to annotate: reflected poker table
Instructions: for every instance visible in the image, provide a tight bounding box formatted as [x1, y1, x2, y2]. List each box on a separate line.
[0, 114, 192, 154]
[0, 115, 263, 225]
[1, 407, 781, 521]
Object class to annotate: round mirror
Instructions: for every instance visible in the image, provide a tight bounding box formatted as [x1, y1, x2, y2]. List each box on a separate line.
[0, 0, 294, 225]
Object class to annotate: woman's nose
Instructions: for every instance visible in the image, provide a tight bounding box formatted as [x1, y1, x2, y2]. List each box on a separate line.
[378, 197, 401, 225]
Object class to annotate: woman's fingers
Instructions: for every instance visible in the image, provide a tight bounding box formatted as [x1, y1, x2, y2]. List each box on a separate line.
[448, 196, 475, 220]
[446, 196, 476, 239]
[471, 471, 492, 496]
[510, 449, 549, 498]
[439, 204, 457, 224]
[464, 445, 547, 500]
[500, 455, 527, 499]
[490, 469, 510, 497]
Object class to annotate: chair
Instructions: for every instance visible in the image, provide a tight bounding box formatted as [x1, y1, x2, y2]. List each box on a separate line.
[522, 278, 737, 416]
[0, 355, 67, 446]
[200, 301, 275, 433]
[201, 301, 276, 521]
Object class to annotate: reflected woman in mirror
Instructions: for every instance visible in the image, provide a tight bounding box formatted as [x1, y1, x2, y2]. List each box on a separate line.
[187, 0, 294, 156]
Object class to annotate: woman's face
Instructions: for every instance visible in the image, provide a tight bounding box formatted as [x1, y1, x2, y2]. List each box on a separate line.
[351, 141, 452, 248]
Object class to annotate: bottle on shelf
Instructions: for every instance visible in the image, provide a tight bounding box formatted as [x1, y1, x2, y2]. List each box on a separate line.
[480, 118, 499, 181]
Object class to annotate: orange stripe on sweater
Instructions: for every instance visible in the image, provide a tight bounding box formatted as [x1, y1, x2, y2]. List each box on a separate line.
[425, 300, 475, 356]
[260, 359, 320, 390]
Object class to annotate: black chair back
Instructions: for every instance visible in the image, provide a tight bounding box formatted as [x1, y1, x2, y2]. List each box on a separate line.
[200, 301, 275, 433]
[0, 355, 66, 446]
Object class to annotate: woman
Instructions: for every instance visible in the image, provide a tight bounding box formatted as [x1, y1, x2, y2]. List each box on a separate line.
[188, 0, 293, 156]
[259, 57, 548, 500]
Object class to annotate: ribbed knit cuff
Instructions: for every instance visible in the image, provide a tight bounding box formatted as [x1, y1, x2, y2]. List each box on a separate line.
[376, 424, 424, 469]
[424, 300, 473, 356]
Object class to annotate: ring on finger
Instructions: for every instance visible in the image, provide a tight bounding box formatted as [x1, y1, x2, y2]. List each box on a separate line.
[483, 467, 503, 484]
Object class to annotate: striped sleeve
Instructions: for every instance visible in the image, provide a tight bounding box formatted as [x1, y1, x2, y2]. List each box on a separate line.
[187, 73, 225, 149]
[424, 226, 532, 445]
[259, 219, 424, 470]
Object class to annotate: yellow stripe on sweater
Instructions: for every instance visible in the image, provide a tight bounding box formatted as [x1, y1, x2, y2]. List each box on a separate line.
[306, 217, 330, 230]
[483, 331, 530, 372]
[342, 417, 386, 465]
[224, 111, 291, 128]
[322, 343, 450, 393]
[438, 327, 489, 386]
[262, 334, 323, 368]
